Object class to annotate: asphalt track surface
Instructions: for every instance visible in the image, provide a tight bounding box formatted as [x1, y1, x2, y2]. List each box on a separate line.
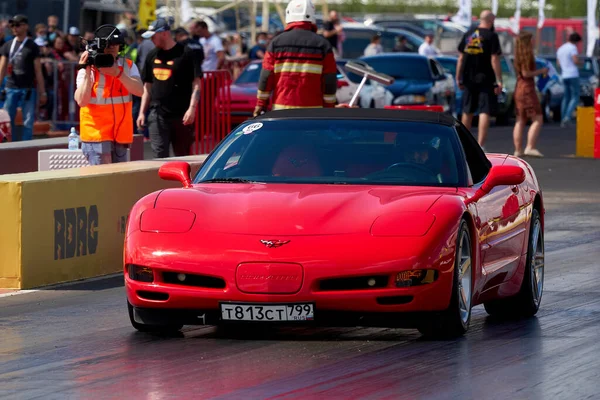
[2, 124, 600, 399]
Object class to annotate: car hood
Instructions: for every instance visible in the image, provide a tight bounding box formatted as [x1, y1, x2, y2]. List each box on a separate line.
[154, 184, 457, 236]
[386, 80, 433, 96]
[231, 82, 258, 95]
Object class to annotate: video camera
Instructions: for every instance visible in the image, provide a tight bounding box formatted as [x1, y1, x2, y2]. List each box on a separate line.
[81, 25, 125, 68]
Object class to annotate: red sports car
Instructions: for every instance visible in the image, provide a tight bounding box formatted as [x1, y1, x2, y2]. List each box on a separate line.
[124, 108, 545, 338]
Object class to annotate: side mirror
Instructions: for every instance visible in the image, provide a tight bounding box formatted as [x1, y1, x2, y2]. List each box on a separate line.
[466, 165, 525, 205]
[159, 161, 192, 188]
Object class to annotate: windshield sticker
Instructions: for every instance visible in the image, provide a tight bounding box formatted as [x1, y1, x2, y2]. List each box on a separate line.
[243, 123, 263, 135]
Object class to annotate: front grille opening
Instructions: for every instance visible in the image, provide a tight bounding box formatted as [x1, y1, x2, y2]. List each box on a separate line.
[137, 291, 169, 301]
[319, 275, 389, 291]
[163, 272, 226, 289]
[377, 296, 413, 305]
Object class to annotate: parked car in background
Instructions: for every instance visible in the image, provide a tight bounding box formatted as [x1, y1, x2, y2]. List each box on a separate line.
[359, 53, 456, 113]
[534, 57, 564, 122]
[496, 56, 518, 125]
[339, 59, 393, 109]
[340, 23, 425, 59]
[364, 17, 466, 53]
[435, 55, 463, 117]
[541, 56, 599, 107]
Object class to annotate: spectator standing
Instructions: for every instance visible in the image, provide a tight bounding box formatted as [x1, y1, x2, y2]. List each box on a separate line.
[197, 21, 225, 71]
[249, 32, 268, 60]
[74, 25, 143, 165]
[418, 33, 439, 57]
[0, 15, 47, 141]
[46, 15, 62, 46]
[137, 18, 204, 158]
[322, 10, 342, 58]
[394, 36, 411, 52]
[556, 33, 582, 127]
[512, 31, 547, 158]
[364, 35, 383, 56]
[253, 0, 337, 116]
[456, 10, 503, 150]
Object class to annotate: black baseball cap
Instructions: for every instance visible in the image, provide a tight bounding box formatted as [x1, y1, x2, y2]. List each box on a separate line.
[9, 15, 28, 25]
[142, 18, 170, 38]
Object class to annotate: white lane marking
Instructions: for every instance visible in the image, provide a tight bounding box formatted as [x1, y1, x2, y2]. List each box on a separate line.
[0, 290, 38, 298]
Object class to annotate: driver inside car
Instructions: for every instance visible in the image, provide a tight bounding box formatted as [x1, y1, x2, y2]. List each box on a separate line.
[399, 137, 444, 183]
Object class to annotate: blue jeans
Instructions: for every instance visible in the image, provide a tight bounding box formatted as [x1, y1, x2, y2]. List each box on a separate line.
[561, 78, 580, 123]
[3, 88, 37, 141]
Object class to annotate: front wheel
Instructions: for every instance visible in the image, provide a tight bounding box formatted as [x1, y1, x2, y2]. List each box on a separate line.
[418, 219, 472, 338]
[484, 208, 544, 318]
[127, 301, 183, 333]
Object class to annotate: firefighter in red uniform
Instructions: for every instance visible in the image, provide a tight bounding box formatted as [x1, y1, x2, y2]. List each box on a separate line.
[253, 0, 338, 116]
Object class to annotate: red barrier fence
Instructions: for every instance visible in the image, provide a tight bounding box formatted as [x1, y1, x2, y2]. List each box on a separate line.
[195, 70, 233, 155]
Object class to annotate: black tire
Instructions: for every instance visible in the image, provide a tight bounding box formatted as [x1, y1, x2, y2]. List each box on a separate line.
[484, 208, 544, 318]
[495, 102, 513, 126]
[418, 220, 472, 338]
[127, 301, 183, 333]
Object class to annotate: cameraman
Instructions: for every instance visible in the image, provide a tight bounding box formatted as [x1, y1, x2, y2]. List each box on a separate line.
[74, 25, 143, 165]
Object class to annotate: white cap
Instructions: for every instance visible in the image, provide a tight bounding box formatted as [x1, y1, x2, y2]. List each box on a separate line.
[69, 26, 80, 36]
[285, 0, 316, 24]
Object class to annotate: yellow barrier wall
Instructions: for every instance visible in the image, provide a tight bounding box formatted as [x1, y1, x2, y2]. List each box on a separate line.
[576, 107, 595, 158]
[0, 156, 206, 289]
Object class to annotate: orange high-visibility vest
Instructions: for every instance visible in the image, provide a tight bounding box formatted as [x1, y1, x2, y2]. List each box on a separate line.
[80, 58, 134, 144]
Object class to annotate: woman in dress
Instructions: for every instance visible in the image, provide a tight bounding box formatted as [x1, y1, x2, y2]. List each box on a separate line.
[512, 31, 548, 157]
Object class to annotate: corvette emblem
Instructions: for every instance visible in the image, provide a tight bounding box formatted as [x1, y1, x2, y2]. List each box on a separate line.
[260, 239, 290, 248]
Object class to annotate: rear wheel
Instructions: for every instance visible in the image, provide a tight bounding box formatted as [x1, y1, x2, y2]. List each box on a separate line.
[127, 301, 183, 333]
[484, 208, 544, 318]
[418, 220, 472, 338]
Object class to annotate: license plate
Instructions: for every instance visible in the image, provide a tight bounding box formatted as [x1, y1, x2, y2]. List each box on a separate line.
[220, 303, 314, 322]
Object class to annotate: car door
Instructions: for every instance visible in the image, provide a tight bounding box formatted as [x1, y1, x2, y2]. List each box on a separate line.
[456, 126, 527, 293]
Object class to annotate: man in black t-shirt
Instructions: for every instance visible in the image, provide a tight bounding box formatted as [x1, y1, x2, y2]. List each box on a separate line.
[137, 19, 204, 158]
[456, 10, 503, 150]
[0, 15, 46, 141]
[322, 10, 342, 57]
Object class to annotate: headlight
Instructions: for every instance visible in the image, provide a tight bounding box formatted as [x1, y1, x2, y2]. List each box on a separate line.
[393, 95, 427, 105]
[140, 208, 196, 233]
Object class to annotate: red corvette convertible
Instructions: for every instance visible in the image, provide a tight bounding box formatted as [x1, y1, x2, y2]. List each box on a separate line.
[124, 108, 545, 338]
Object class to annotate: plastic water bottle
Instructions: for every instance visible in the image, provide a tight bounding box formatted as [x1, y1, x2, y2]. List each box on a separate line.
[68, 127, 79, 150]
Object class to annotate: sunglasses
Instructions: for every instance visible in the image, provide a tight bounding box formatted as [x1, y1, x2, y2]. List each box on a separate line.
[9, 22, 23, 28]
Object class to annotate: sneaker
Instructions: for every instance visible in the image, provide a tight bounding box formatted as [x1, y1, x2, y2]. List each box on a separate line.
[524, 148, 544, 157]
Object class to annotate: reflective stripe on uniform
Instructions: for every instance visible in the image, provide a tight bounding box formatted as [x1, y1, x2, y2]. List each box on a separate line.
[257, 90, 271, 100]
[273, 62, 323, 74]
[323, 94, 337, 103]
[88, 60, 132, 105]
[272, 104, 323, 110]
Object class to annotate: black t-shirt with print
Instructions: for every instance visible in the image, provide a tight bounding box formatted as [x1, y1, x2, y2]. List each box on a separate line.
[142, 42, 204, 116]
[323, 21, 338, 48]
[457, 27, 502, 87]
[0, 38, 40, 89]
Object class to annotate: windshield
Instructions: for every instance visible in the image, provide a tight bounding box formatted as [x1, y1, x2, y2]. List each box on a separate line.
[437, 58, 457, 76]
[194, 119, 463, 186]
[361, 56, 432, 80]
[235, 62, 262, 84]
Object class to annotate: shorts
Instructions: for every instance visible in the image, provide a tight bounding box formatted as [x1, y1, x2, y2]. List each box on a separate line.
[82, 141, 129, 165]
[462, 85, 498, 116]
